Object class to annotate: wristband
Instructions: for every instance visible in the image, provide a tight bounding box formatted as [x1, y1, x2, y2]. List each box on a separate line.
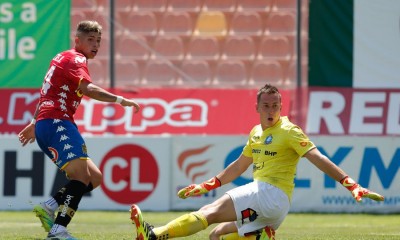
[31, 119, 36, 125]
[202, 176, 221, 191]
[115, 95, 123, 103]
[340, 176, 358, 191]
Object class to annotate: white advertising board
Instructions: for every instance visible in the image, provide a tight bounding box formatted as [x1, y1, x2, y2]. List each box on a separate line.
[170, 136, 400, 213]
[291, 136, 399, 213]
[1, 135, 399, 213]
[170, 135, 250, 210]
[0, 136, 171, 211]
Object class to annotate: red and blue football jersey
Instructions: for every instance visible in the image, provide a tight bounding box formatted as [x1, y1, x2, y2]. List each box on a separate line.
[36, 49, 92, 122]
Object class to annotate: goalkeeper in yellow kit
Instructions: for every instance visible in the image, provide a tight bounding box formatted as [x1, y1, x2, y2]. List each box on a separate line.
[130, 84, 384, 240]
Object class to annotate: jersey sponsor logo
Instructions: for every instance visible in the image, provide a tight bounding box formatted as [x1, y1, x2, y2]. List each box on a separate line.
[40, 100, 54, 108]
[60, 194, 73, 217]
[252, 149, 261, 154]
[48, 147, 58, 163]
[75, 89, 83, 97]
[81, 143, 87, 155]
[264, 150, 277, 156]
[253, 162, 265, 171]
[241, 208, 258, 224]
[300, 141, 308, 147]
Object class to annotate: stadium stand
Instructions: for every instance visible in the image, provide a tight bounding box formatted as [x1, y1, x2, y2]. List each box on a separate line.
[119, 12, 158, 37]
[202, 0, 236, 13]
[88, 59, 109, 86]
[236, 0, 273, 12]
[151, 36, 185, 60]
[167, 0, 202, 12]
[258, 36, 292, 61]
[159, 12, 194, 36]
[214, 60, 248, 86]
[115, 36, 150, 61]
[229, 12, 263, 36]
[178, 60, 213, 86]
[265, 11, 296, 36]
[115, 60, 141, 86]
[186, 36, 220, 60]
[71, 0, 308, 89]
[272, 0, 298, 11]
[133, 0, 168, 12]
[249, 60, 284, 87]
[221, 36, 256, 60]
[143, 59, 178, 86]
[193, 11, 228, 37]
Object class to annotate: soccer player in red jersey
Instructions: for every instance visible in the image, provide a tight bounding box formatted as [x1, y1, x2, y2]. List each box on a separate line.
[18, 20, 140, 239]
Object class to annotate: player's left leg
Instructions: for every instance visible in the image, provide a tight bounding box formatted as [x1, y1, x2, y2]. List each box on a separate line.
[34, 170, 98, 233]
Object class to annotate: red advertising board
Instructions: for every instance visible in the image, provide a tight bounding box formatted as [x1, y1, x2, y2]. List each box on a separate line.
[301, 87, 400, 136]
[3, 87, 398, 136]
[0, 88, 291, 135]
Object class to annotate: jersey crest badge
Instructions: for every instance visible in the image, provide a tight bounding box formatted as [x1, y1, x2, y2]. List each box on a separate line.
[265, 134, 273, 144]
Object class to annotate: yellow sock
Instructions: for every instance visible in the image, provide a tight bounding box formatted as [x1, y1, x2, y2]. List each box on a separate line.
[220, 232, 239, 240]
[153, 212, 208, 238]
[220, 232, 257, 240]
[240, 235, 257, 240]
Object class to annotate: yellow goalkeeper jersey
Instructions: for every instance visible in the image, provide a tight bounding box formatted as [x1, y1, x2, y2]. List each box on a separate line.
[242, 116, 316, 201]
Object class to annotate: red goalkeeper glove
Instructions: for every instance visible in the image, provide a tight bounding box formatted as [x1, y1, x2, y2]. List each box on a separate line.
[340, 176, 384, 202]
[177, 177, 221, 199]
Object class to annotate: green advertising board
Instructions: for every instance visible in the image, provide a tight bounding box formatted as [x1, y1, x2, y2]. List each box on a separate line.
[0, 0, 70, 88]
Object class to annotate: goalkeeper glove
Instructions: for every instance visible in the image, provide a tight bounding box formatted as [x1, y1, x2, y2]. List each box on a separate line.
[340, 176, 384, 202]
[177, 177, 221, 199]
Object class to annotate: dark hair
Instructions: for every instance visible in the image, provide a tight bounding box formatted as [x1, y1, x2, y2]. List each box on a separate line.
[76, 20, 102, 37]
[257, 84, 281, 103]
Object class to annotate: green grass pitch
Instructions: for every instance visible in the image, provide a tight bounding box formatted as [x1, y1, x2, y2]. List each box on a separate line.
[0, 211, 399, 239]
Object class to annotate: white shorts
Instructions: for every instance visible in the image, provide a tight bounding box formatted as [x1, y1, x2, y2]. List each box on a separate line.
[226, 181, 290, 236]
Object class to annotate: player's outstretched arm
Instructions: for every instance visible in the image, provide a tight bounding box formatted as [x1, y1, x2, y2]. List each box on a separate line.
[305, 148, 384, 202]
[340, 176, 384, 202]
[80, 81, 140, 113]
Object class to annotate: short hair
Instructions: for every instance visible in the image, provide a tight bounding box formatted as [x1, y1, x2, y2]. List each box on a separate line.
[257, 84, 281, 103]
[75, 20, 102, 37]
